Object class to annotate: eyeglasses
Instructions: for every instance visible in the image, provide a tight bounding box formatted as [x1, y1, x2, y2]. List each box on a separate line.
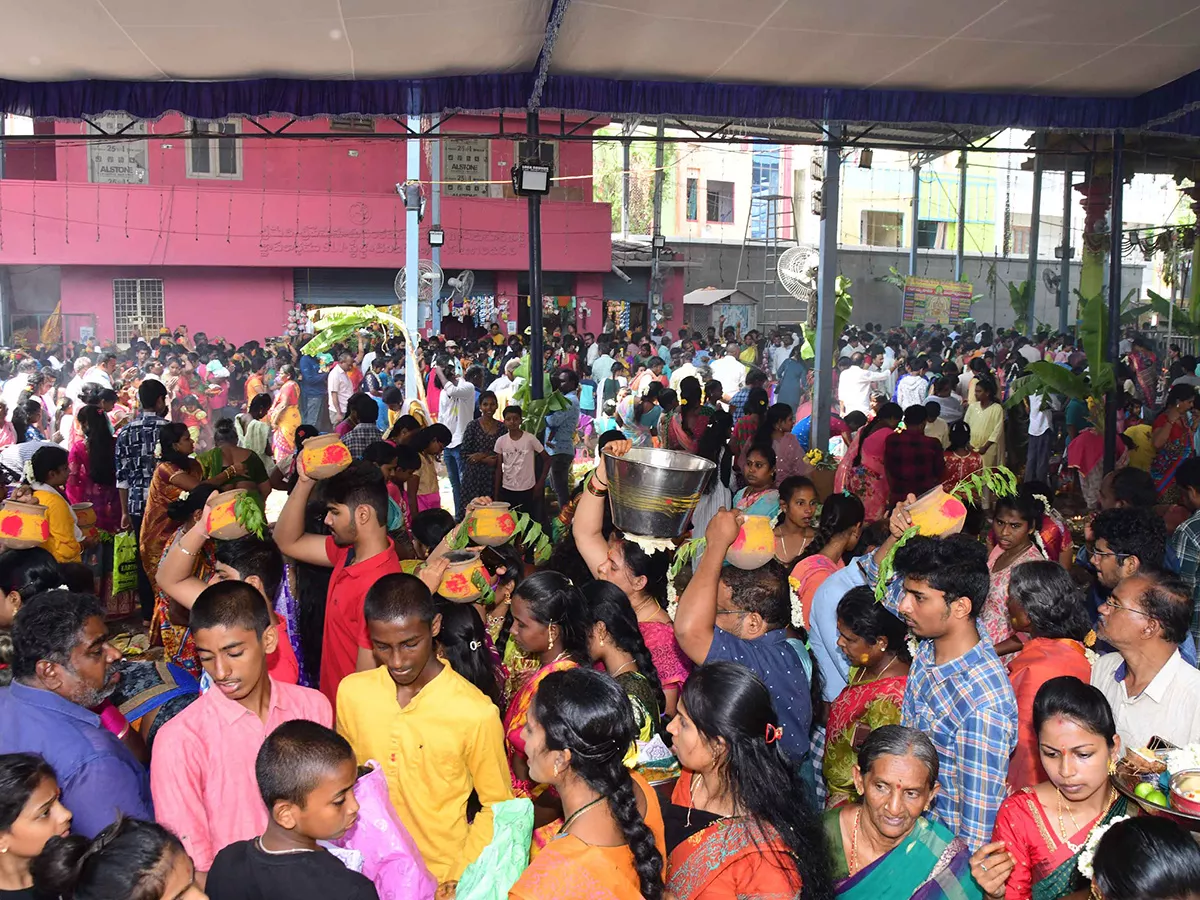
[1088, 545, 1130, 562]
[715, 608, 750, 619]
[1100, 598, 1153, 618]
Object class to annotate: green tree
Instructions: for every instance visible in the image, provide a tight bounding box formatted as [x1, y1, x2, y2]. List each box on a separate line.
[592, 129, 677, 234]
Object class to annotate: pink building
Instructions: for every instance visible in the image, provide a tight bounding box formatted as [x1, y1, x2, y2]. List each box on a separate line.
[0, 113, 683, 345]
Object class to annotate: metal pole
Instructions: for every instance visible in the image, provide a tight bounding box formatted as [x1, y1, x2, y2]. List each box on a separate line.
[527, 110, 545, 401]
[650, 116, 665, 323]
[909, 160, 921, 276]
[1026, 135, 1044, 336]
[1059, 169, 1072, 334]
[954, 151, 967, 282]
[1103, 134, 1124, 474]
[811, 123, 842, 457]
[403, 96, 421, 410]
[430, 124, 443, 337]
[621, 128, 631, 240]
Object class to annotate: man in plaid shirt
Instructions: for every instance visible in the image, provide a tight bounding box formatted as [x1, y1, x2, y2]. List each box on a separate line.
[865, 500, 1017, 850]
[729, 368, 768, 423]
[1168, 458, 1200, 659]
[115, 379, 169, 620]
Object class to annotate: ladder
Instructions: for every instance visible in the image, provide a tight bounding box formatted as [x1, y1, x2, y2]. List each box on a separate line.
[735, 194, 798, 326]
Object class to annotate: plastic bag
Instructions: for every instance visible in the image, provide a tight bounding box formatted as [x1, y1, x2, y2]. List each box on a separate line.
[111, 530, 138, 595]
[331, 761, 437, 900]
[454, 798, 533, 900]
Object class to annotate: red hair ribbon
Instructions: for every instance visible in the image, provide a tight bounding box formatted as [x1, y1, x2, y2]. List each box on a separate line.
[765, 723, 784, 745]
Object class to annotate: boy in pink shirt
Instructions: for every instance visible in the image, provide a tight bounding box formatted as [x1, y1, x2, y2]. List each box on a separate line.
[150, 581, 331, 887]
[493, 405, 549, 516]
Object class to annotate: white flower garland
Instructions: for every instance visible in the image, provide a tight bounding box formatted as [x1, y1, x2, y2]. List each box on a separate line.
[788, 576, 805, 629]
[1077, 815, 1129, 880]
[906, 632, 921, 660]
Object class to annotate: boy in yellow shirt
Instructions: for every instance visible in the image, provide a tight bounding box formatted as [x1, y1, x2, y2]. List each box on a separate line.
[336, 573, 512, 887]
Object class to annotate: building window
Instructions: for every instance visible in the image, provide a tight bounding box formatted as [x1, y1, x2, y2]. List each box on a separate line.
[1011, 225, 1031, 255]
[186, 119, 242, 179]
[917, 219, 948, 250]
[329, 115, 375, 133]
[113, 279, 164, 344]
[686, 178, 699, 221]
[750, 147, 781, 239]
[861, 210, 903, 247]
[706, 180, 734, 223]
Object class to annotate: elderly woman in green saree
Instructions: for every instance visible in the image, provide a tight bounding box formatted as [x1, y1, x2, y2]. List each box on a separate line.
[970, 677, 1129, 900]
[824, 725, 981, 900]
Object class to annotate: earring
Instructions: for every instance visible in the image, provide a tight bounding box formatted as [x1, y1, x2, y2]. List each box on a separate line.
[549, 625, 559, 647]
[1108, 758, 1117, 775]
[599, 637, 606, 647]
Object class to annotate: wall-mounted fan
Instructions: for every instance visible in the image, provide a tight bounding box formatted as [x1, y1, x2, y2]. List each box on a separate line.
[394, 259, 444, 304]
[447, 270, 475, 300]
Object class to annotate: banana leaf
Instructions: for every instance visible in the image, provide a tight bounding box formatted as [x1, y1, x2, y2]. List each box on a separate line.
[1005, 361, 1089, 409]
[301, 306, 406, 356]
[1007, 280, 1033, 335]
[1077, 292, 1116, 396]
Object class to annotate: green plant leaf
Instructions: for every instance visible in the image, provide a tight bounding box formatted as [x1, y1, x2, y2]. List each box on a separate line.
[233, 491, 266, 540]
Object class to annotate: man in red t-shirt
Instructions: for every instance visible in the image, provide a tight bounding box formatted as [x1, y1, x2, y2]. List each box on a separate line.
[275, 460, 405, 704]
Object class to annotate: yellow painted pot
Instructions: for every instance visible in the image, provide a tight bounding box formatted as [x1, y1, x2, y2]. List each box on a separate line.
[907, 486, 967, 537]
[205, 490, 250, 540]
[71, 503, 97, 528]
[437, 549, 494, 603]
[466, 502, 518, 547]
[725, 515, 777, 570]
[299, 434, 353, 480]
[0, 500, 51, 550]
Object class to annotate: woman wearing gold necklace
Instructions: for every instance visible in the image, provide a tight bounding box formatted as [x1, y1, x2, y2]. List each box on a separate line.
[824, 726, 980, 900]
[508, 668, 666, 900]
[501, 571, 590, 857]
[971, 677, 1130, 900]
[774, 475, 819, 564]
[822, 587, 910, 807]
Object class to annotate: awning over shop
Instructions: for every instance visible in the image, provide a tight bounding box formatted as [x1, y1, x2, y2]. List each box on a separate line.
[683, 288, 757, 307]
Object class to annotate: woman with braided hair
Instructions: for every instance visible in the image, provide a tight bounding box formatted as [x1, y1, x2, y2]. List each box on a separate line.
[509, 667, 666, 900]
[581, 582, 667, 745]
[787, 494, 865, 629]
[663, 661, 833, 900]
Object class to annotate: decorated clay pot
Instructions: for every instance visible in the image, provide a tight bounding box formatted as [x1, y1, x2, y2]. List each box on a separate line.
[205, 490, 251, 540]
[466, 502, 517, 547]
[0, 500, 51, 550]
[907, 486, 967, 537]
[299, 434, 353, 480]
[71, 503, 97, 528]
[437, 549, 494, 603]
[725, 515, 777, 570]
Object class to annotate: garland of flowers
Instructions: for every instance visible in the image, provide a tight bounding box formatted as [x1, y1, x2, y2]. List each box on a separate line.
[1077, 816, 1129, 879]
[873, 466, 1019, 602]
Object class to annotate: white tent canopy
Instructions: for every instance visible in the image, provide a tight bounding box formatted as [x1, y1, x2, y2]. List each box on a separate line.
[2, 0, 1197, 94]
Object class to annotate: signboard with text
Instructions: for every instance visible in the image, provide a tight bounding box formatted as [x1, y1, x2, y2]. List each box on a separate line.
[443, 139, 491, 197]
[86, 115, 147, 184]
[902, 277, 974, 326]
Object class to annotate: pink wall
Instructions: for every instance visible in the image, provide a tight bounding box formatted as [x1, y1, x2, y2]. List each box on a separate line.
[61, 267, 292, 344]
[51, 114, 599, 197]
[0, 182, 612, 273]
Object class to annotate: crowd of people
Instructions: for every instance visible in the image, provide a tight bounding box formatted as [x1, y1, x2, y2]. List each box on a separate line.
[0, 317, 1199, 900]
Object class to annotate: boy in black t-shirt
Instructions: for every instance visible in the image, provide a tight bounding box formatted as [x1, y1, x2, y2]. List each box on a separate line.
[205, 720, 378, 900]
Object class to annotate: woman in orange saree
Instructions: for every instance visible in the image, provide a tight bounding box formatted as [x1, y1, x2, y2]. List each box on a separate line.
[662, 663, 831, 900]
[500, 571, 591, 856]
[1003, 561, 1094, 791]
[508, 668, 666, 900]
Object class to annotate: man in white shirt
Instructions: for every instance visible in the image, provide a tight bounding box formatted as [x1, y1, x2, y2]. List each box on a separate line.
[709, 343, 747, 403]
[1025, 391, 1052, 483]
[487, 358, 522, 419]
[326, 353, 356, 424]
[767, 331, 799, 378]
[66, 356, 93, 405]
[583, 333, 600, 368]
[837, 354, 889, 417]
[438, 372, 479, 520]
[1091, 570, 1200, 750]
[83, 353, 118, 390]
[669, 349, 698, 392]
[590, 341, 616, 383]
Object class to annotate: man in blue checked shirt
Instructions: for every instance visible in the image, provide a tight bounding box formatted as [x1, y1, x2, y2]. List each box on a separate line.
[864, 497, 1017, 851]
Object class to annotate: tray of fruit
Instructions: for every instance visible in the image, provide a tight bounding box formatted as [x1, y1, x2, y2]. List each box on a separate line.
[1111, 741, 1200, 832]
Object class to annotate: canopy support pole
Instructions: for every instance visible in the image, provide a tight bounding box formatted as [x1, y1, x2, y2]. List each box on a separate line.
[1104, 133, 1124, 474]
[955, 151, 967, 282]
[430, 121, 442, 336]
[1026, 134, 1044, 336]
[1059, 168, 1072, 334]
[812, 123, 842, 458]
[651, 116, 665, 322]
[909, 161, 921, 276]
[403, 96, 421, 411]
[621, 128, 631, 240]
[527, 110, 545, 401]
